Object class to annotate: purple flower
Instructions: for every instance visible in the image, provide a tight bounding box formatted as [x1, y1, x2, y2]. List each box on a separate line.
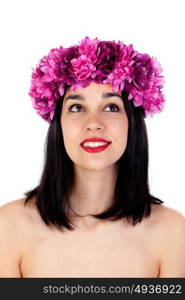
[131, 53, 154, 90]
[59, 46, 79, 85]
[29, 36, 166, 122]
[124, 53, 165, 116]
[94, 41, 121, 81]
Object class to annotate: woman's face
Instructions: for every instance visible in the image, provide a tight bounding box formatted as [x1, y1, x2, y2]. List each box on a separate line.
[61, 82, 128, 171]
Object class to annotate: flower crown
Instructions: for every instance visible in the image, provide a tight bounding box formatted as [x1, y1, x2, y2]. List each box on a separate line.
[29, 36, 166, 122]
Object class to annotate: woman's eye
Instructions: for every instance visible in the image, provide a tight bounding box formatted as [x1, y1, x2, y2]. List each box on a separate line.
[105, 104, 120, 112]
[68, 104, 120, 112]
[69, 104, 83, 112]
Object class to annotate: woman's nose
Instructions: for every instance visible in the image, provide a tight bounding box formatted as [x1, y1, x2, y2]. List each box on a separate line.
[84, 114, 105, 131]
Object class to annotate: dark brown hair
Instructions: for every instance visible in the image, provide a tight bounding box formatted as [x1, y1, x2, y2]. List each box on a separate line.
[24, 91, 163, 231]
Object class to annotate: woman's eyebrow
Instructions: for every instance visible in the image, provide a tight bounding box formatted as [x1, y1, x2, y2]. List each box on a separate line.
[64, 92, 122, 102]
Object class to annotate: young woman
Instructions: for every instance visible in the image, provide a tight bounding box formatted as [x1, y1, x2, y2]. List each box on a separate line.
[0, 37, 184, 278]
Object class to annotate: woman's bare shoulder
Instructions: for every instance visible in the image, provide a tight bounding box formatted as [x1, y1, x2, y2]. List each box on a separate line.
[0, 197, 39, 277]
[150, 203, 185, 226]
[0, 198, 25, 220]
[148, 204, 185, 250]
[150, 204, 185, 277]
[141, 203, 185, 236]
[0, 197, 38, 228]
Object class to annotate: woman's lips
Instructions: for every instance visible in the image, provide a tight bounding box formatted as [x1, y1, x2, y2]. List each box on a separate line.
[80, 143, 111, 153]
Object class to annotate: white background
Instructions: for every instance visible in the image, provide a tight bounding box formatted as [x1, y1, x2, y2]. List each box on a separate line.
[0, 0, 184, 215]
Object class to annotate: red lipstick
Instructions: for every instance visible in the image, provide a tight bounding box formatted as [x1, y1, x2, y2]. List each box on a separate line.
[80, 137, 112, 153]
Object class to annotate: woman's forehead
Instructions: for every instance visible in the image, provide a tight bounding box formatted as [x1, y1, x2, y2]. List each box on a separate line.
[64, 82, 121, 97]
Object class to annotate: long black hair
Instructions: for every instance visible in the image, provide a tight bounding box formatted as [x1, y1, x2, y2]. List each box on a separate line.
[24, 90, 163, 231]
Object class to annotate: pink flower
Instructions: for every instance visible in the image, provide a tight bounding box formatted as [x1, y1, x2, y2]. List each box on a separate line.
[103, 43, 136, 92]
[128, 82, 165, 117]
[71, 55, 96, 80]
[29, 36, 166, 122]
[79, 36, 99, 64]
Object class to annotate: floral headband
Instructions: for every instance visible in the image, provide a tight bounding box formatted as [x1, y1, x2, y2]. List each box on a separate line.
[29, 36, 166, 122]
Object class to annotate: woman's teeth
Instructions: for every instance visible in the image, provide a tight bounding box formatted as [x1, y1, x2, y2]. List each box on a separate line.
[83, 142, 108, 148]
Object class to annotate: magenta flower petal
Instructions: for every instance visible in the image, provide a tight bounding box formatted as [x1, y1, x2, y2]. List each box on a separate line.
[29, 37, 166, 122]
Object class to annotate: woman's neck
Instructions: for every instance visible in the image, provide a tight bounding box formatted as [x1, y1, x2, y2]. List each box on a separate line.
[68, 163, 119, 217]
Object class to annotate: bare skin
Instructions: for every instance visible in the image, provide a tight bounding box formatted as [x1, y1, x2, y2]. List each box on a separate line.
[0, 197, 185, 278]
